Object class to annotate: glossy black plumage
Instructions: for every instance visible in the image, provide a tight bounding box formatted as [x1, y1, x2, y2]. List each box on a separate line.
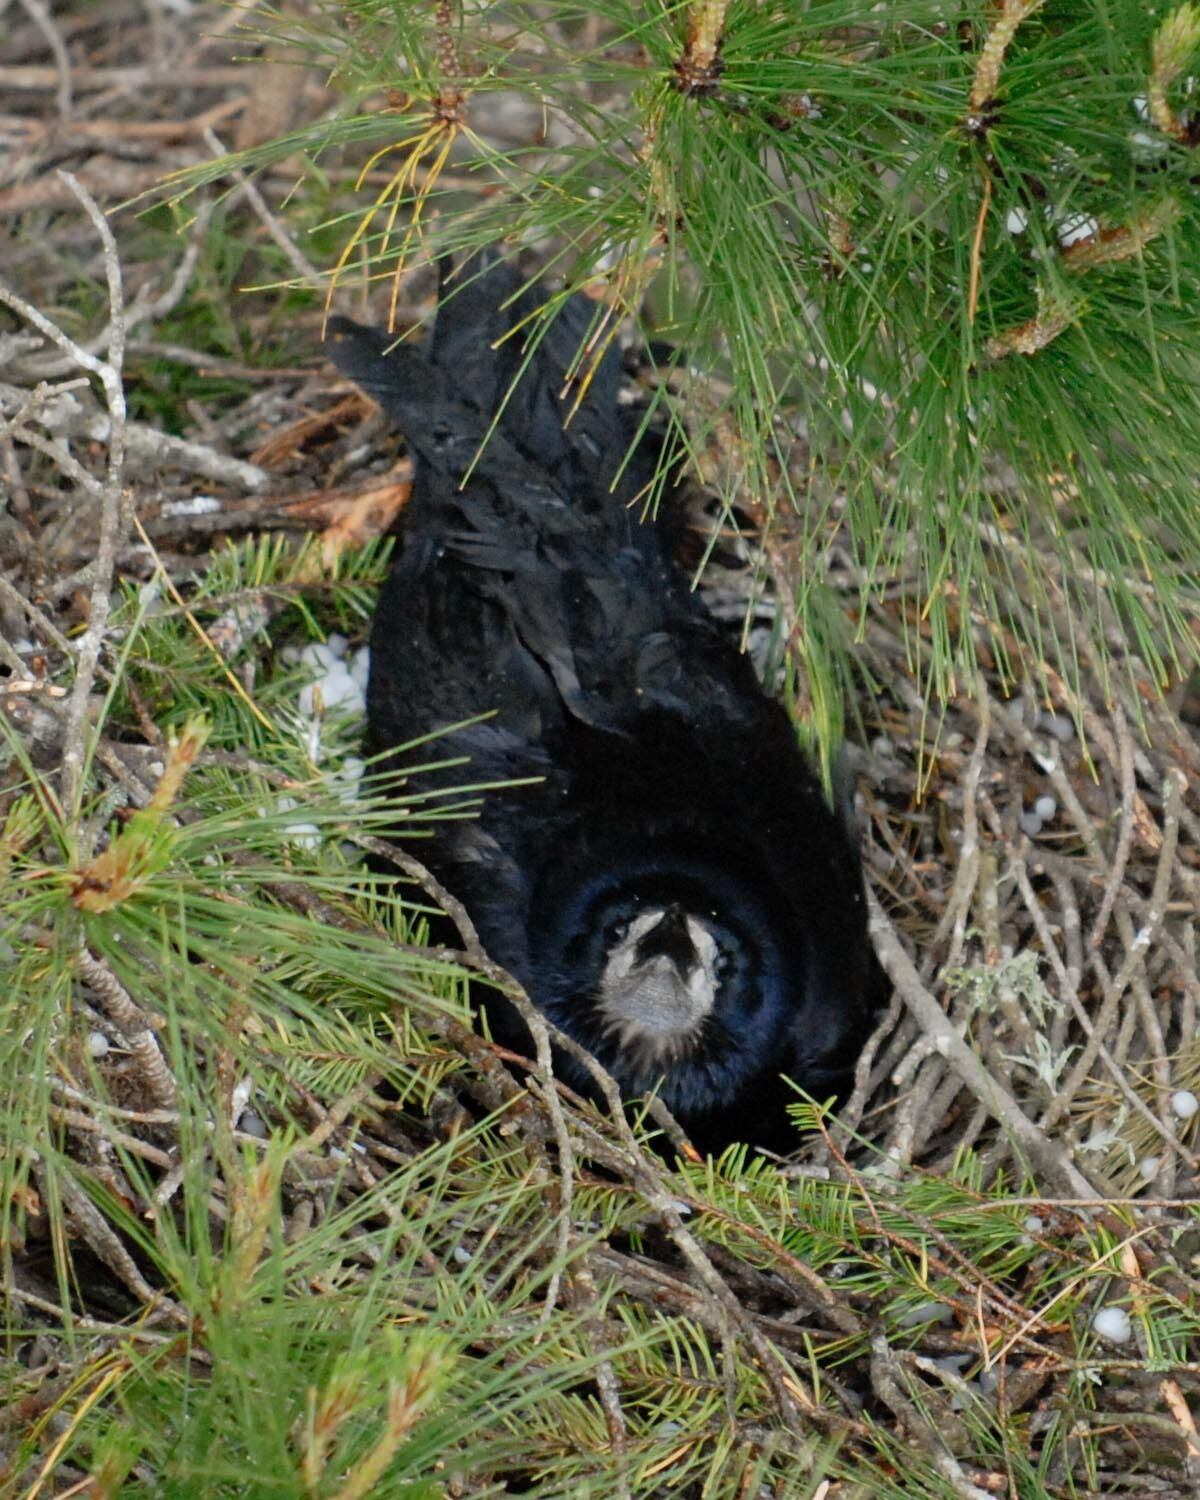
[326, 252, 881, 1154]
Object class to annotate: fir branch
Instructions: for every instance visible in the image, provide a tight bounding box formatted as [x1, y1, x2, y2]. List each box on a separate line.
[1148, 4, 1200, 144]
[76, 949, 177, 1111]
[1061, 199, 1182, 272]
[433, 0, 467, 123]
[984, 287, 1075, 360]
[676, 1, 729, 98]
[967, 0, 1045, 124]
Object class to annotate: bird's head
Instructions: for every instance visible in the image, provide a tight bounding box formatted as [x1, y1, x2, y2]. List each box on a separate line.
[522, 832, 877, 1139]
[593, 902, 725, 1071]
[527, 859, 795, 1115]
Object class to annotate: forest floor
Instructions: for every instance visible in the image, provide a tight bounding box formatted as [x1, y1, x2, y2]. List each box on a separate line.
[2, 4, 1199, 1497]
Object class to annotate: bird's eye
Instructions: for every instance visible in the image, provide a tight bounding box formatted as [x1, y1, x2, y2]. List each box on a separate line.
[604, 919, 629, 946]
[715, 947, 736, 981]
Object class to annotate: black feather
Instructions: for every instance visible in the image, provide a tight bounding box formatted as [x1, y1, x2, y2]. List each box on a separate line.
[327, 251, 883, 1154]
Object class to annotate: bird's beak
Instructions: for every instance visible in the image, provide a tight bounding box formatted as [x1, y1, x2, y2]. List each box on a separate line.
[633, 904, 697, 970]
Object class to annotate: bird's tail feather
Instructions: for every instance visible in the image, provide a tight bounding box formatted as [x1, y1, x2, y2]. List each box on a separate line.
[325, 250, 631, 498]
[323, 320, 427, 413]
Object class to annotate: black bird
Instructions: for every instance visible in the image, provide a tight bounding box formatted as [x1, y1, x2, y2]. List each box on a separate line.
[326, 251, 881, 1154]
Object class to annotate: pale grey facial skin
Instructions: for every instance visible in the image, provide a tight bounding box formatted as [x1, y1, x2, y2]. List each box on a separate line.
[595, 908, 720, 1072]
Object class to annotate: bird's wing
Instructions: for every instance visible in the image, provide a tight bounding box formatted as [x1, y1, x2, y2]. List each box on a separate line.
[326, 255, 755, 734]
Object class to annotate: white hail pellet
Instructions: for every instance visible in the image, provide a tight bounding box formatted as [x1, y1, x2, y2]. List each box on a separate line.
[299, 641, 339, 672]
[1092, 1306, 1132, 1343]
[299, 665, 365, 717]
[897, 1301, 954, 1328]
[1039, 711, 1075, 743]
[1058, 215, 1098, 248]
[285, 821, 321, 850]
[162, 495, 221, 518]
